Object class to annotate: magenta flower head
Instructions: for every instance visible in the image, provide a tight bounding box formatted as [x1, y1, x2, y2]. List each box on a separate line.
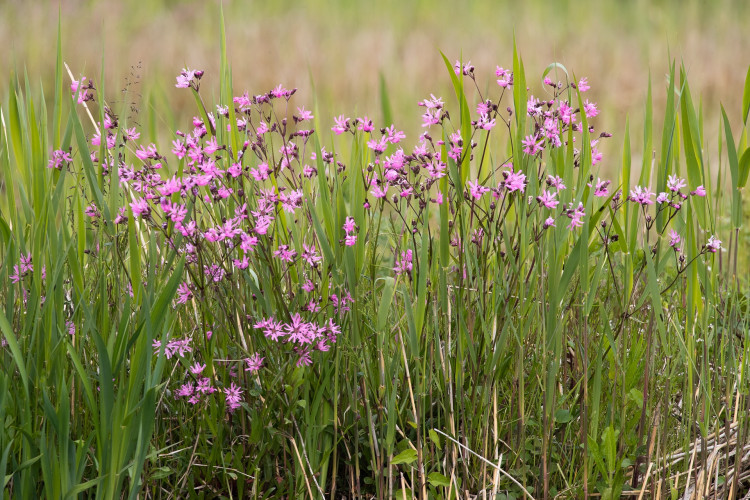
[522, 134, 543, 156]
[175, 68, 197, 89]
[705, 235, 721, 253]
[667, 175, 687, 193]
[501, 167, 527, 193]
[583, 100, 599, 118]
[495, 66, 512, 87]
[130, 198, 150, 218]
[71, 77, 92, 103]
[393, 249, 413, 276]
[244, 353, 264, 373]
[593, 178, 610, 198]
[668, 229, 681, 248]
[48, 149, 73, 170]
[467, 179, 490, 200]
[537, 189, 559, 209]
[343, 216, 356, 233]
[691, 185, 707, 197]
[566, 202, 586, 230]
[577, 77, 590, 92]
[223, 382, 243, 412]
[332, 115, 349, 135]
[629, 186, 655, 206]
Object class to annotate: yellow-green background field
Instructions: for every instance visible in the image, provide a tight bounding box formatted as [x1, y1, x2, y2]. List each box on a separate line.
[3, 0, 749, 171]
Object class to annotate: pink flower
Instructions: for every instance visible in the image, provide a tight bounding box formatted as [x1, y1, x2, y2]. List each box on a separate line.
[296, 106, 314, 122]
[656, 192, 669, 204]
[123, 127, 139, 141]
[223, 382, 243, 412]
[274, 244, 297, 263]
[522, 134, 543, 155]
[547, 175, 567, 191]
[244, 353, 264, 373]
[175, 68, 196, 88]
[196, 377, 215, 394]
[527, 95, 541, 116]
[345, 234, 357, 246]
[343, 216, 356, 233]
[567, 202, 586, 230]
[71, 77, 90, 103]
[667, 175, 687, 192]
[48, 149, 73, 170]
[295, 347, 313, 367]
[371, 183, 389, 199]
[271, 84, 293, 99]
[495, 66, 512, 87]
[629, 186, 655, 206]
[175, 282, 192, 305]
[176, 382, 194, 398]
[593, 178, 610, 197]
[583, 100, 599, 118]
[256, 121, 269, 135]
[502, 168, 527, 193]
[135, 144, 158, 160]
[250, 162, 270, 181]
[393, 249, 413, 276]
[357, 116, 374, 133]
[171, 139, 186, 159]
[367, 136, 389, 153]
[577, 77, 590, 92]
[332, 115, 349, 135]
[190, 362, 206, 375]
[668, 229, 681, 248]
[705, 235, 721, 253]
[130, 198, 150, 218]
[301, 244, 322, 267]
[385, 125, 406, 144]
[84, 203, 100, 218]
[537, 190, 559, 209]
[691, 185, 707, 197]
[418, 94, 444, 109]
[477, 113, 496, 130]
[543, 217, 556, 228]
[109, 197, 133, 220]
[421, 108, 441, 127]
[467, 180, 490, 200]
[558, 101, 576, 125]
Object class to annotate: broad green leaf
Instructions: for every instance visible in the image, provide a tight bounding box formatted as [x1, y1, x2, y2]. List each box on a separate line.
[427, 472, 451, 487]
[392, 448, 418, 465]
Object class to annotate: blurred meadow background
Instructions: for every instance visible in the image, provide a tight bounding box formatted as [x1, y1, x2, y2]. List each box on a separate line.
[3, 0, 749, 171]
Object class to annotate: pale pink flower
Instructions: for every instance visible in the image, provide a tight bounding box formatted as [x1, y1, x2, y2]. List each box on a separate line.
[332, 115, 349, 135]
[244, 353, 264, 373]
[537, 190, 559, 209]
[668, 229, 681, 248]
[667, 175, 687, 192]
[705, 235, 721, 253]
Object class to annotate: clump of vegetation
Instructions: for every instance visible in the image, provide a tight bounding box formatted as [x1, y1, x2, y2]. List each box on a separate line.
[1, 25, 749, 499]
